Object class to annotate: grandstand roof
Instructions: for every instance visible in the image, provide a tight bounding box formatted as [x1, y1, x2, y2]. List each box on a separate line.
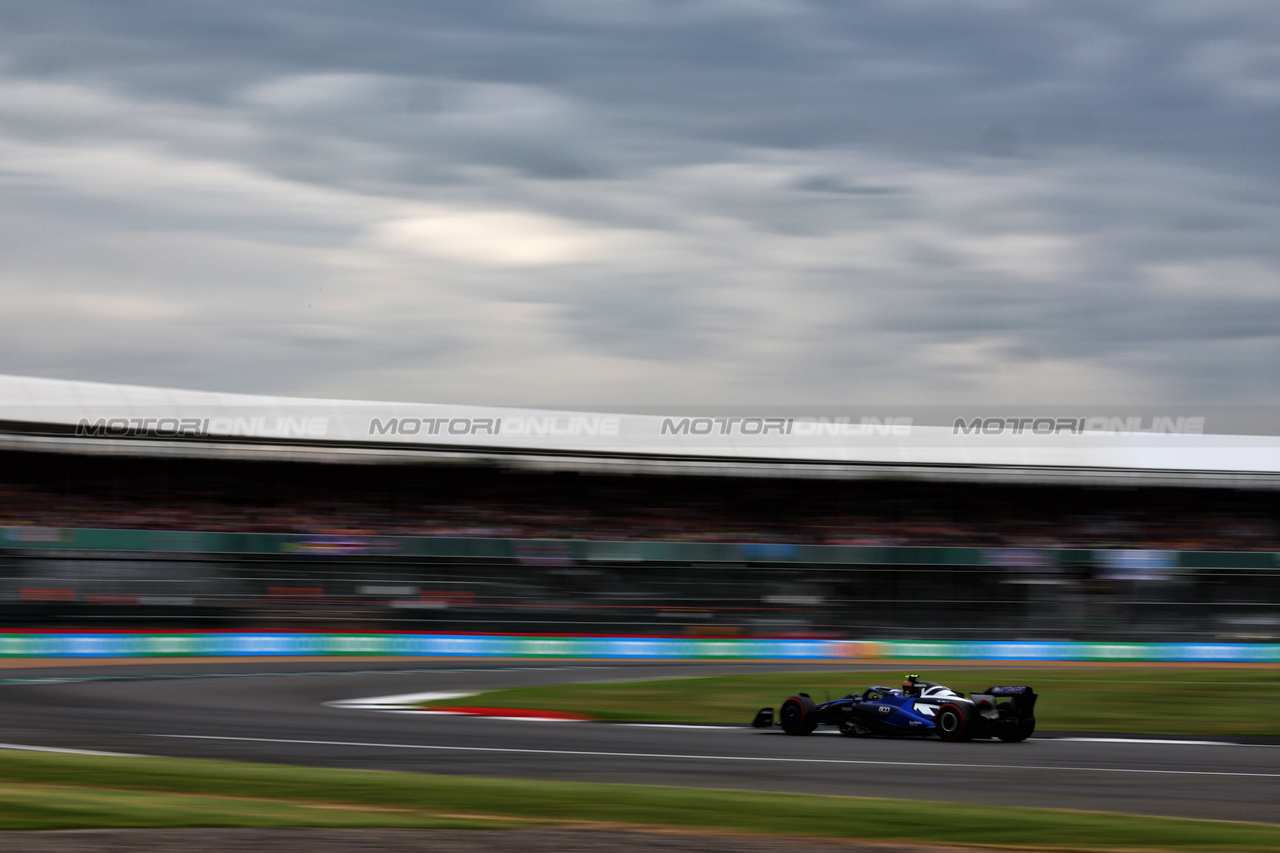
[2, 374, 1279, 487]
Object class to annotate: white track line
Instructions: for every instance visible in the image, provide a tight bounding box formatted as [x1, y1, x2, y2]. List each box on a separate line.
[325, 691, 478, 710]
[0, 742, 140, 757]
[1055, 737, 1273, 747]
[326, 691, 590, 720]
[148, 734, 1280, 779]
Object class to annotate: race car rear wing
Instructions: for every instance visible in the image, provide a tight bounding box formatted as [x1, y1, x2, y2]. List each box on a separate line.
[969, 685, 1037, 717]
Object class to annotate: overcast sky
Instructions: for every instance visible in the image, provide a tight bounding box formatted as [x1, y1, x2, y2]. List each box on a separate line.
[1, 1, 1277, 408]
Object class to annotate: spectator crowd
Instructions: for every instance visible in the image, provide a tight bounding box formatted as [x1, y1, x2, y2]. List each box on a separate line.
[1, 451, 1277, 551]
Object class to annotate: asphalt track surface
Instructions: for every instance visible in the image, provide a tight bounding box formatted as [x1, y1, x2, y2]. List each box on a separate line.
[0, 660, 1276, 825]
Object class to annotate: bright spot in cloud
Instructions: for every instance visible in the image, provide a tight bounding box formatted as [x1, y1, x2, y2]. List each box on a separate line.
[369, 209, 627, 267]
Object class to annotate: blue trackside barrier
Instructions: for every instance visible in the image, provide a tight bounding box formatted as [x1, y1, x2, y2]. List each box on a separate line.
[0, 634, 1276, 662]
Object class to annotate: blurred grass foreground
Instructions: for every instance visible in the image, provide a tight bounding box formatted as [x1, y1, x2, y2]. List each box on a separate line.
[0, 749, 1279, 850]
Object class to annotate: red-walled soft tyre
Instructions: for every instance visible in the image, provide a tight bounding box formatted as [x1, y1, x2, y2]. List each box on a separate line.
[935, 703, 972, 742]
[779, 695, 819, 735]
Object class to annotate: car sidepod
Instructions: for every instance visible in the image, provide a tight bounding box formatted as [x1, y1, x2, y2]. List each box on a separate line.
[815, 692, 936, 737]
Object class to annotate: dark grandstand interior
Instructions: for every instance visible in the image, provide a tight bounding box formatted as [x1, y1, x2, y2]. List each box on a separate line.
[2, 449, 1278, 549]
[1, 449, 1278, 642]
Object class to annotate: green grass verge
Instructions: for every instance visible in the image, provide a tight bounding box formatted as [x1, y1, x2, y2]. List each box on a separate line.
[420, 667, 1280, 735]
[0, 750, 1278, 851]
[0, 781, 515, 831]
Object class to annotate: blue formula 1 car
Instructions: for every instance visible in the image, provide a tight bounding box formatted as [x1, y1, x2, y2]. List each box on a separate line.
[753, 675, 1037, 742]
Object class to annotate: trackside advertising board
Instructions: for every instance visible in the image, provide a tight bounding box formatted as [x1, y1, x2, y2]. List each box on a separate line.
[0, 633, 1275, 662]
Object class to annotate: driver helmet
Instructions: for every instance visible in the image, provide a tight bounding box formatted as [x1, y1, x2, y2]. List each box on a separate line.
[901, 674, 921, 696]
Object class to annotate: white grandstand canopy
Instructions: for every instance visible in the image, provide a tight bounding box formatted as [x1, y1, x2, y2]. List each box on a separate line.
[2, 374, 1280, 487]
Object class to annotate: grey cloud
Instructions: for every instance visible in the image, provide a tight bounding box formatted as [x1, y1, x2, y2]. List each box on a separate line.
[0, 1, 1278, 406]
[792, 176, 904, 196]
[554, 272, 726, 362]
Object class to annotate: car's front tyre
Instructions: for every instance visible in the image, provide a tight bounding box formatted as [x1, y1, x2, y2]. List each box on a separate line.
[779, 695, 819, 735]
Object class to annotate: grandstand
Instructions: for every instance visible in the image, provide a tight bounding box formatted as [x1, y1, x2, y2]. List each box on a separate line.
[1, 374, 1278, 643]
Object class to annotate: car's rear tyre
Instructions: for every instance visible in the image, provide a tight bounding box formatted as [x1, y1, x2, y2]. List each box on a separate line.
[998, 716, 1036, 743]
[936, 703, 972, 742]
[779, 695, 819, 735]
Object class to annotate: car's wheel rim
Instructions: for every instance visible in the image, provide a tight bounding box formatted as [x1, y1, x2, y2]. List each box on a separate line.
[781, 703, 802, 729]
[940, 712, 957, 733]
